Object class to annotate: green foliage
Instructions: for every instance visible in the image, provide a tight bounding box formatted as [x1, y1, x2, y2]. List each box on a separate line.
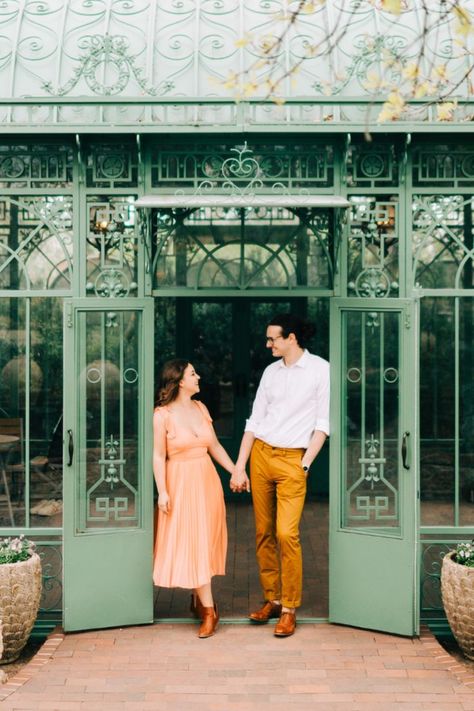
[454, 542, 474, 568]
[0, 535, 36, 565]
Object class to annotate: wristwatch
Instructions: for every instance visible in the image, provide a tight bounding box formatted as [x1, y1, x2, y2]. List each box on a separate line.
[302, 464, 309, 473]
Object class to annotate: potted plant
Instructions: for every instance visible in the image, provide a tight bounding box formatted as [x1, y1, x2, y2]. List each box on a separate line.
[441, 542, 474, 660]
[0, 535, 42, 664]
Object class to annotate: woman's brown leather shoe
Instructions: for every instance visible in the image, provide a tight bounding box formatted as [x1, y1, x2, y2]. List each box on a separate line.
[274, 612, 296, 637]
[190, 594, 204, 619]
[198, 604, 219, 638]
[249, 601, 282, 624]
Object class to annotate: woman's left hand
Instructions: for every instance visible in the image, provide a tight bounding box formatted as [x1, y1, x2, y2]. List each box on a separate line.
[158, 491, 170, 514]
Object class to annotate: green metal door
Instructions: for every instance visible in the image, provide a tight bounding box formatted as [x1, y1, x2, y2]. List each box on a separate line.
[329, 298, 418, 636]
[63, 298, 154, 631]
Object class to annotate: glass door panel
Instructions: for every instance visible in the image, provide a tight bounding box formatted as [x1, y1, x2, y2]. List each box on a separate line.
[330, 298, 418, 636]
[63, 299, 154, 632]
[77, 310, 140, 530]
[343, 309, 401, 532]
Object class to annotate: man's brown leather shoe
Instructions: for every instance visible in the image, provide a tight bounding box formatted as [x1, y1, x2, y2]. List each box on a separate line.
[249, 601, 282, 624]
[274, 612, 296, 637]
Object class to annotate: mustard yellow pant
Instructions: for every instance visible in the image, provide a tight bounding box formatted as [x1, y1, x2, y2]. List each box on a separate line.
[250, 438, 307, 608]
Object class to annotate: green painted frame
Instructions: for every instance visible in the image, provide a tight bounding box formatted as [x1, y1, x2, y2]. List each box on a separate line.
[329, 297, 419, 635]
[0, 135, 473, 633]
[63, 297, 154, 631]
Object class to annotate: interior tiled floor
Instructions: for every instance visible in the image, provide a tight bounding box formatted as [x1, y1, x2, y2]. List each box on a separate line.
[154, 499, 329, 619]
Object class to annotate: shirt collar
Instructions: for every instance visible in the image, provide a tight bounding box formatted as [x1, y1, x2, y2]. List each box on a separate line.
[278, 349, 309, 369]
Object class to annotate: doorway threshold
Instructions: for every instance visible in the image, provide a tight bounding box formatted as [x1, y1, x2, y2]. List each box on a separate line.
[153, 617, 330, 624]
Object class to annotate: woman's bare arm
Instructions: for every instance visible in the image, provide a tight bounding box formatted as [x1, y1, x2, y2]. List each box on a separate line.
[153, 410, 170, 513]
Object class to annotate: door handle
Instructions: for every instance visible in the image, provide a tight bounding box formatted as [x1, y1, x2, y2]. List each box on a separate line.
[402, 431, 410, 470]
[67, 429, 74, 466]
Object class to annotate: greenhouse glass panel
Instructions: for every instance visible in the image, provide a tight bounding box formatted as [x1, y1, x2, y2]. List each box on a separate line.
[412, 196, 474, 290]
[459, 298, 474, 525]
[0, 197, 73, 291]
[0, 297, 63, 528]
[0, 298, 26, 526]
[348, 196, 399, 298]
[0, 144, 73, 189]
[420, 297, 474, 527]
[342, 310, 400, 532]
[77, 310, 141, 530]
[86, 196, 138, 298]
[30, 298, 63, 527]
[152, 206, 333, 290]
[420, 298, 455, 525]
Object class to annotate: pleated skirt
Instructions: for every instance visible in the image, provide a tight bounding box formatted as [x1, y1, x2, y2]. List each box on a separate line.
[153, 453, 227, 589]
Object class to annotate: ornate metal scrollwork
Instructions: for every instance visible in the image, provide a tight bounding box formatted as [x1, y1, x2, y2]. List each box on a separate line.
[37, 543, 63, 612]
[412, 194, 474, 289]
[101, 436, 122, 489]
[0, 196, 73, 292]
[359, 434, 386, 489]
[348, 197, 399, 298]
[91, 268, 135, 298]
[350, 267, 392, 298]
[43, 34, 174, 97]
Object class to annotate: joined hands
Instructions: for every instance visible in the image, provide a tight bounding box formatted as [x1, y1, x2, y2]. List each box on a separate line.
[230, 466, 251, 494]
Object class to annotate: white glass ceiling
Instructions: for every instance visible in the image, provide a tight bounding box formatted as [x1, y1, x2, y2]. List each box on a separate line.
[0, 1, 472, 128]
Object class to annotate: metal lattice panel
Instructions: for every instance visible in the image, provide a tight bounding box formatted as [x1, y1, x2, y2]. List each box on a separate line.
[0, 1, 473, 127]
[412, 195, 474, 290]
[348, 197, 399, 299]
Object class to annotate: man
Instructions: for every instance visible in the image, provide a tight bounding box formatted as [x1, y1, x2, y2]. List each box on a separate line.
[233, 313, 329, 637]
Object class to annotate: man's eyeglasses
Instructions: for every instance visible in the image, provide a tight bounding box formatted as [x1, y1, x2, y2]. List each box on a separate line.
[266, 335, 285, 345]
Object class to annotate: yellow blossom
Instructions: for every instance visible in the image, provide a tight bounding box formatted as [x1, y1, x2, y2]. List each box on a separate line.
[402, 63, 419, 80]
[260, 36, 277, 55]
[242, 81, 258, 97]
[364, 71, 383, 91]
[223, 73, 238, 90]
[453, 6, 473, 37]
[234, 34, 253, 49]
[433, 64, 448, 80]
[381, 0, 402, 15]
[436, 101, 457, 121]
[414, 82, 430, 98]
[302, 0, 325, 11]
[378, 90, 406, 121]
[263, 79, 276, 94]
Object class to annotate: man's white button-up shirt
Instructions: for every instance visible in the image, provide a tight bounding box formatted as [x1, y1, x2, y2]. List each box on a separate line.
[244, 349, 330, 448]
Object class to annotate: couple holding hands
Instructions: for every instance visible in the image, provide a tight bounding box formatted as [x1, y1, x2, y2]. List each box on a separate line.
[153, 313, 330, 639]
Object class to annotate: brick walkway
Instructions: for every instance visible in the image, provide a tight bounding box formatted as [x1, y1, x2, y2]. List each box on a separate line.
[2, 624, 474, 710]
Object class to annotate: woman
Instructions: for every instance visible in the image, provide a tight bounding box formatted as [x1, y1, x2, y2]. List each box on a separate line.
[153, 358, 236, 638]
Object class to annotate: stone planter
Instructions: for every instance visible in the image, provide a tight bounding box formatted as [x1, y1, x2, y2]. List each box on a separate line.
[441, 551, 474, 660]
[0, 553, 42, 664]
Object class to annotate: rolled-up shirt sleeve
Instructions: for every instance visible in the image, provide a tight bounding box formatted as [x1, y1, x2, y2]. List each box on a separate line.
[245, 371, 269, 434]
[314, 361, 330, 436]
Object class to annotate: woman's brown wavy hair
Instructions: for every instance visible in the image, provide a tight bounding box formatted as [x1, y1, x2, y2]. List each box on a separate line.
[155, 358, 189, 407]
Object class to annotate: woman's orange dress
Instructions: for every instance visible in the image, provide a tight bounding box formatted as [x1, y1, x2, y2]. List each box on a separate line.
[153, 401, 227, 589]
